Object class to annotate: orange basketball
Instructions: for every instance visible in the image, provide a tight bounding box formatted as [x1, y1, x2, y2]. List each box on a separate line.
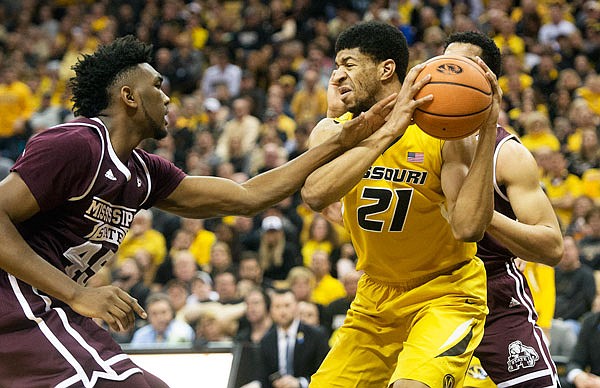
[412, 54, 492, 140]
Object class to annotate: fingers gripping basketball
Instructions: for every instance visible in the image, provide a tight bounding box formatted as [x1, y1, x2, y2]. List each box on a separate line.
[413, 55, 492, 140]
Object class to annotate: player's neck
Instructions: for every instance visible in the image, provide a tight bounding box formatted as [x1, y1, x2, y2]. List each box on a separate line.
[377, 81, 401, 103]
[100, 115, 144, 162]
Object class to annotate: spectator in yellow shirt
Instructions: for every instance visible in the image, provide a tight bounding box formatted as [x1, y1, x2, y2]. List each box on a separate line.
[116, 209, 167, 267]
[301, 214, 339, 267]
[540, 150, 583, 229]
[522, 260, 556, 337]
[520, 111, 561, 153]
[290, 68, 328, 127]
[0, 66, 34, 160]
[566, 99, 600, 154]
[493, 14, 526, 60]
[310, 250, 346, 307]
[498, 53, 533, 97]
[181, 218, 216, 267]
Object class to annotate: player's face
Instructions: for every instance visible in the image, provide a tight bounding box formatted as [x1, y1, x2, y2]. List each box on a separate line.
[333, 48, 381, 115]
[137, 63, 170, 140]
[444, 42, 483, 62]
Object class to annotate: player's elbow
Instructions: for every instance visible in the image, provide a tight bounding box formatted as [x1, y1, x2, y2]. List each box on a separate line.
[455, 230, 485, 243]
[452, 224, 486, 243]
[301, 186, 327, 212]
[529, 231, 564, 266]
[546, 238, 564, 266]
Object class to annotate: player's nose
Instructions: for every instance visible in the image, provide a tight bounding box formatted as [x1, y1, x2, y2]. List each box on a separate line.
[331, 68, 346, 83]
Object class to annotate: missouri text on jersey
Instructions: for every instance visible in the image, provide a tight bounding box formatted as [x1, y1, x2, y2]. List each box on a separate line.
[363, 166, 428, 185]
[84, 197, 136, 245]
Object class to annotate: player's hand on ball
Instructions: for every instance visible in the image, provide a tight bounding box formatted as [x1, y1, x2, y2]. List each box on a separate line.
[69, 285, 147, 332]
[383, 63, 433, 139]
[477, 56, 502, 136]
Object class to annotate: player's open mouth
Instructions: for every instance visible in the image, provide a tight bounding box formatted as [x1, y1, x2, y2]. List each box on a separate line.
[338, 86, 352, 97]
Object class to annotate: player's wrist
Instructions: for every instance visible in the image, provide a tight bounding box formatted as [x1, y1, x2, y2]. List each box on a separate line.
[63, 282, 86, 305]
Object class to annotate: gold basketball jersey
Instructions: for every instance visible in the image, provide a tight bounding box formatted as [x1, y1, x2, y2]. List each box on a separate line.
[341, 124, 477, 284]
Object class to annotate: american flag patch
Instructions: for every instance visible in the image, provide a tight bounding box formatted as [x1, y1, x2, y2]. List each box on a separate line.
[407, 151, 424, 163]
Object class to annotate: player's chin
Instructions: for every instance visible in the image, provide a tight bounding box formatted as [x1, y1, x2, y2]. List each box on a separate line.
[154, 126, 168, 140]
[342, 97, 359, 114]
[340, 92, 353, 106]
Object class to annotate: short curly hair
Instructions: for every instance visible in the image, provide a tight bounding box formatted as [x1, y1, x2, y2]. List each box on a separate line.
[445, 31, 502, 77]
[69, 35, 153, 118]
[335, 21, 409, 84]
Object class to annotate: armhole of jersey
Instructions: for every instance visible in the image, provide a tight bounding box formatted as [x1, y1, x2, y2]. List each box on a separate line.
[133, 150, 152, 207]
[333, 112, 353, 124]
[92, 117, 131, 181]
[63, 122, 105, 201]
[494, 133, 518, 203]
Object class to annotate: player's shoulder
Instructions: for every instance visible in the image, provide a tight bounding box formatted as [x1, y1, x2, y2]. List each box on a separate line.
[313, 112, 354, 134]
[132, 147, 168, 167]
[31, 118, 101, 147]
[496, 130, 539, 184]
[24, 118, 102, 161]
[496, 126, 529, 159]
[308, 117, 344, 148]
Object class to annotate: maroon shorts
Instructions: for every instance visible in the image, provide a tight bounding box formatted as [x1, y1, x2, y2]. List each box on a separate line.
[476, 263, 560, 387]
[0, 271, 142, 387]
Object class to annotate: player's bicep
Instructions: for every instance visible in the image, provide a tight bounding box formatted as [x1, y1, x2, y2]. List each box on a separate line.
[0, 173, 41, 223]
[500, 142, 558, 227]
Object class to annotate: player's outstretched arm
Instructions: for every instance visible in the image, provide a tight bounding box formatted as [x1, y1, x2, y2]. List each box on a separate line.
[302, 63, 433, 211]
[0, 173, 146, 332]
[487, 140, 563, 264]
[441, 57, 499, 242]
[155, 93, 398, 219]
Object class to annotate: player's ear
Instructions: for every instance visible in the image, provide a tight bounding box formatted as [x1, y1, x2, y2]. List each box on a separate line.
[121, 86, 137, 108]
[379, 59, 396, 82]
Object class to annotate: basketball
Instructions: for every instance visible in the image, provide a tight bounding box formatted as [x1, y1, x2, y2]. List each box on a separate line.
[412, 54, 492, 140]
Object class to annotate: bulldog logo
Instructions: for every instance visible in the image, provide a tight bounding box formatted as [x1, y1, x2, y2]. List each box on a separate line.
[507, 340, 539, 372]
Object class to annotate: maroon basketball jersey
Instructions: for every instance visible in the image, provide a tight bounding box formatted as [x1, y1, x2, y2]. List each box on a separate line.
[10, 117, 185, 285]
[476, 126, 519, 276]
[0, 117, 186, 387]
[472, 126, 559, 387]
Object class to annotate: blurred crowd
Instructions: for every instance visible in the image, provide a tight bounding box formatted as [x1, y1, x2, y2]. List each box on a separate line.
[2, 0, 600, 384]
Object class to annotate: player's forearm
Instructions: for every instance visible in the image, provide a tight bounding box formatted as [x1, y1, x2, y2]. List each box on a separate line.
[0, 213, 81, 303]
[451, 130, 495, 241]
[487, 211, 563, 265]
[302, 131, 398, 211]
[241, 134, 354, 214]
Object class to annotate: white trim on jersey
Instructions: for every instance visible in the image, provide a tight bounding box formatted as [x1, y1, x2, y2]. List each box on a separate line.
[493, 130, 518, 203]
[91, 118, 132, 181]
[32, 285, 52, 312]
[496, 369, 555, 388]
[8, 273, 142, 387]
[502, 261, 560, 387]
[132, 149, 152, 207]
